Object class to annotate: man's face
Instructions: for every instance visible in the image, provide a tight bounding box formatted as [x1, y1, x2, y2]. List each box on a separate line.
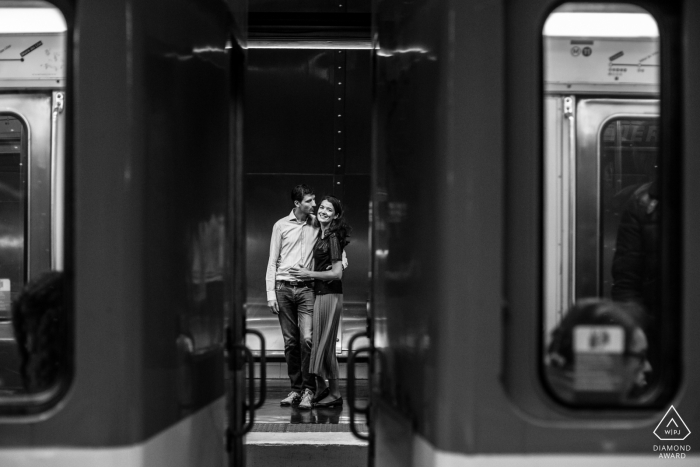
[295, 194, 316, 216]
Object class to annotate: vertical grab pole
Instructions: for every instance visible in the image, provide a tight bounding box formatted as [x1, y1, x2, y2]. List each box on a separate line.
[50, 92, 65, 272]
[564, 96, 576, 307]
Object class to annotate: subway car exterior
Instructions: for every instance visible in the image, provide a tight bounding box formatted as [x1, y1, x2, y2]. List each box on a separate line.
[367, 0, 700, 466]
[0, 0, 249, 465]
[0, 0, 699, 467]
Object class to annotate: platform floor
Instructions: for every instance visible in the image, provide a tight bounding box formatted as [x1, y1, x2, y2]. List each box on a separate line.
[251, 379, 369, 430]
[245, 379, 369, 467]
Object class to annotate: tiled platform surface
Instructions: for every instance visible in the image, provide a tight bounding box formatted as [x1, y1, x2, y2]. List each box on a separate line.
[245, 379, 369, 467]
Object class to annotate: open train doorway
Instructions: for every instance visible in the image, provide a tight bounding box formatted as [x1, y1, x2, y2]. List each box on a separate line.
[238, 6, 373, 466]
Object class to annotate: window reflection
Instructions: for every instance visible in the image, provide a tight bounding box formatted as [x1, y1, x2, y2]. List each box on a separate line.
[542, 3, 672, 407]
[0, 116, 25, 318]
[546, 298, 651, 404]
[0, 115, 26, 393]
[602, 118, 659, 302]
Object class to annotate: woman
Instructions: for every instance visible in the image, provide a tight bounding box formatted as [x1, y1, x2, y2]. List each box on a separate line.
[290, 195, 351, 408]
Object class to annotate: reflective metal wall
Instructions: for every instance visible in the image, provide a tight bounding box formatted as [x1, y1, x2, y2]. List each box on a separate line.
[244, 48, 371, 355]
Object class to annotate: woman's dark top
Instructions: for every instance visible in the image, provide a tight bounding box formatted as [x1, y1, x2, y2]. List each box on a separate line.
[313, 232, 343, 295]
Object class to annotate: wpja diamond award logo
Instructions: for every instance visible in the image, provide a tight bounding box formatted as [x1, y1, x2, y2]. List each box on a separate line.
[653, 405, 691, 459]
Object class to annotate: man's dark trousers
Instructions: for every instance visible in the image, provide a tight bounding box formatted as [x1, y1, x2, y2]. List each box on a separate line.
[276, 282, 315, 392]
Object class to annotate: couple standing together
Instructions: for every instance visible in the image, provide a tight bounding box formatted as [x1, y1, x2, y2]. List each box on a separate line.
[265, 184, 351, 410]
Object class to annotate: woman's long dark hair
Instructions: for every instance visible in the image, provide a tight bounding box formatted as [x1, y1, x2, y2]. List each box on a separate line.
[321, 195, 352, 248]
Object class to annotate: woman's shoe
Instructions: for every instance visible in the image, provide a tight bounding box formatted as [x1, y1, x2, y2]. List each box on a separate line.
[313, 397, 343, 408]
[312, 387, 330, 404]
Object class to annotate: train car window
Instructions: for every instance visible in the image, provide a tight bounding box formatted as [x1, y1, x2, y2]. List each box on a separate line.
[0, 2, 67, 408]
[0, 116, 26, 316]
[542, 4, 676, 407]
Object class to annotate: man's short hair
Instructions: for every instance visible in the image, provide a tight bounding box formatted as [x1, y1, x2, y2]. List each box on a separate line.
[291, 184, 314, 203]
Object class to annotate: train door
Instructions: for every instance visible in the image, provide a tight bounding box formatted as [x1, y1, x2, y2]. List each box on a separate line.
[575, 100, 659, 301]
[543, 98, 659, 336]
[543, 96, 670, 405]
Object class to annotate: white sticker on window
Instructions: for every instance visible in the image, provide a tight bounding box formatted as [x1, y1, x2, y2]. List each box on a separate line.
[573, 325, 624, 354]
[573, 325, 627, 396]
[0, 279, 10, 312]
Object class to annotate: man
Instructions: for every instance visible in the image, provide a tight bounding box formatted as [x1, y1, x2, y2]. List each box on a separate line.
[266, 185, 319, 409]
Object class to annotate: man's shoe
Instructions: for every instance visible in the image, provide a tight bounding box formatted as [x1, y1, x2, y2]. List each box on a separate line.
[280, 391, 301, 406]
[298, 389, 314, 410]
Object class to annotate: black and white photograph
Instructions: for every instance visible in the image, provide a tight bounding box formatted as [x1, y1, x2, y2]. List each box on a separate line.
[0, 1, 697, 466]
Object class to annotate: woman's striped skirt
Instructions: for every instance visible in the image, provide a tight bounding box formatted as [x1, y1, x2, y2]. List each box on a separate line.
[309, 293, 343, 380]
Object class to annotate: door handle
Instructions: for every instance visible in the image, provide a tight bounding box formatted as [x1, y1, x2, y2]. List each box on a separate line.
[230, 329, 267, 437]
[245, 328, 266, 410]
[347, 331, 373, 441]
[231, 343, 255, 437]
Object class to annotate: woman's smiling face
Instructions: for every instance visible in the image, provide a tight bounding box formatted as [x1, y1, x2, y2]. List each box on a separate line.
[317, 200, 337, 224]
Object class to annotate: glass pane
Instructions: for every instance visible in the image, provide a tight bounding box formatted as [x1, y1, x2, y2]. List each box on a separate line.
[602, 118, 659, 300]
[0, 116, 25, 314]
[542, 3, 673, 407]
[0, 115, 26, 394]
[0, 2, 67, 402]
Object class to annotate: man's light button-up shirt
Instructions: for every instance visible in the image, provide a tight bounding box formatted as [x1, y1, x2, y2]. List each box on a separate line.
[265, 210, 319, 301]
